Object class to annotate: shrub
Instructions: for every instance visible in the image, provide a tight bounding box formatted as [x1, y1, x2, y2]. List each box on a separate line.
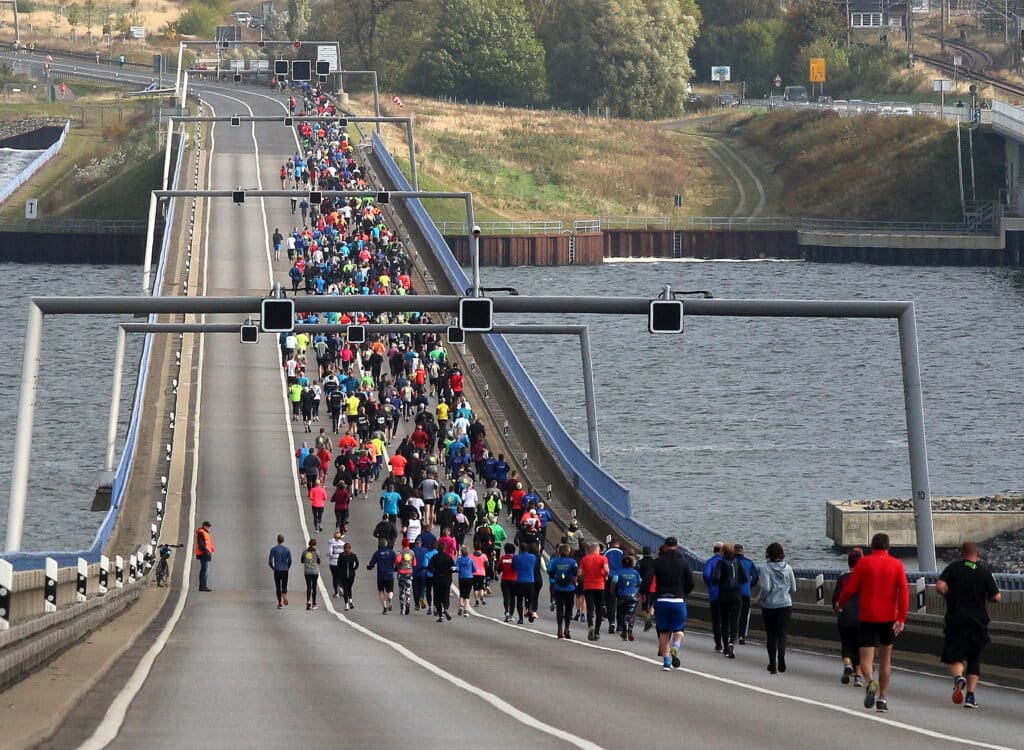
[173, 3, 218, 36]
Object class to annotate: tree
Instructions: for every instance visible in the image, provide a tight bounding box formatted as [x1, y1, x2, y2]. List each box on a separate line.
[697, 0, 778, 28]
[287, 0, 310, 39]
[544, 0, 699, 118]
[778, 0, 846, 67]
[692, 18, 783, 93]
[83, 0, 96, 33]
[410, 0, 547, 105]
[344, 0, 410, 72]
[67, 2, 82, 30]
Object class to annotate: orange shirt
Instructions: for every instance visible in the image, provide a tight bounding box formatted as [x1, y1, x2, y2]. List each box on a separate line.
[309, 485, 328, 509]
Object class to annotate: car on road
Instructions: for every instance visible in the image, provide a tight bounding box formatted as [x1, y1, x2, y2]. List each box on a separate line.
[892, 101, 914, 116]
[249, 16, 266, 28]
[783, 85, 808, 103]
[232, 11, 252, 25]
[848, 99, 869, 113]
[716, 93, 739, 108]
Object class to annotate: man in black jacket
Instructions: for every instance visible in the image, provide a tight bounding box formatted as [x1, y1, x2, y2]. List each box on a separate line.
[652, 537, 694, 671]
[373, 513, 397, 548]
[429, 548, 456, 621]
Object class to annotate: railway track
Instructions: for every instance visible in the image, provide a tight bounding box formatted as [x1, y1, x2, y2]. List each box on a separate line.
[916, 35, 1024, 98]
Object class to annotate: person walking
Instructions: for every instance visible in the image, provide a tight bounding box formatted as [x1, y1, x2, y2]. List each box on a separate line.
[832, 548, 864, 686]
[309, 478, 328, 532]
[758, 542, 797, 675]
[703, 543, 724, 652]
[548, 544, 578, 639]
[936, 541, 1002, 709]
[735, 543, 759, 644]
[712, 543, 747, 658]
[652, 537, 694, 671]
[300, 538, 321, 610]
[268, 534, 292, 609]
[337, 542, 359, 610]
[328, 531, 345, 598]
[194, 521, 215, 591]
[837, 533, 909, 713]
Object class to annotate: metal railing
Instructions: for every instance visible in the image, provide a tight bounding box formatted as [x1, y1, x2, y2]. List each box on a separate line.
[435, 217, 669, 236]
[687, 209, 997, 233]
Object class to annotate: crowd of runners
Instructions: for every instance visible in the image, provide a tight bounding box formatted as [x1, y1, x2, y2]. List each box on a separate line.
[230, 82, 1006, 717]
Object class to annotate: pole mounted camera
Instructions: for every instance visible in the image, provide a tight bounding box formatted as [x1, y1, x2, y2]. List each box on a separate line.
[472, 224, 482, 237]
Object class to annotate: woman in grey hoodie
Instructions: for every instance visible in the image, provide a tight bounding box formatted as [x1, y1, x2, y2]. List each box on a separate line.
[758, 542, 797, 674]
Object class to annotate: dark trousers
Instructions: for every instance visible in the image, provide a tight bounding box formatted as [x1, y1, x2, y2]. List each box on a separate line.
[617, 595, 638, 634]
[273, 570, 289, 603]
[709, 599, 723, 648]
[329, 564, 342, 595]
[501, 580, 515, 615]
[312, 506, 324, 528]
[513, 582, 533, 618]
[305, 573, 318, 605]
[762, 605, 792, 667]
[197, 554, 210, 589]
[335, 508, 349, 531]
[413, 575, 427, 605]
[584, 589, 605, 631]
[433, 580, 451, 615]
[739, 595, 752, 640]
[719, 594, 741, 646]
[554, 590, 575, 631]
[838, 623, 860, 666]
[341, 575, 355, 602]
[604, 583, 617, 629]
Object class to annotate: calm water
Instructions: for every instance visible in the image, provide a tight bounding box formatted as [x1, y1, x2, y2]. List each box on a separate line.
[0, 147, 45, 195]
[0, 265, 142, 552]
[481, 260, 1024, 566]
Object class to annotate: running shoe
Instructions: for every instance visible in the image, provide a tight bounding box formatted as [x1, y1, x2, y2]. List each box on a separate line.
[738, 637, 746, 645]
[550, 601, 556, 612]
[445, 612, 452, 621]
[608, 625, 616, 635]
[283, 595, 288, 606]
[964, 693, 978, 709]
[620, 631, 628, 641]
[558, 630, 564, 639]
[587, 627, 596, 641]
[387, 602, 393, 611]
[404, 605, 411, 616]
[528, 613, 535, 623]
[842, 665, 853, 685]
[564, 630, 571, 640]
[864, 680, 879, 709]
[458, 606, 464, 617]
[670, 646, 681, 669]
[663, 663, 672, 672]
[382, 607, 388, 615]
[627, 632, 635, 641]
[312, 604, 318, 610]
[952, 676, 967, 705]
[504, 614, 512, 623]
[643, 619, 653, 632]
[854, 675, 863, 688]
[727, 645, 736, 659]
[437, 616, 443, 622]
[277, 604, 283, 609]
[463, 610, 470, 618]
[875, 700, 888, 713]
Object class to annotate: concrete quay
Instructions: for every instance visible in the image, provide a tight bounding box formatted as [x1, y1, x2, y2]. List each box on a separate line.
[827, 495, 1024, 548]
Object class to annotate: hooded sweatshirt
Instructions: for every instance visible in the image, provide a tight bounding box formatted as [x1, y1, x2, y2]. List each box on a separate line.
[758, 560, 797, 609]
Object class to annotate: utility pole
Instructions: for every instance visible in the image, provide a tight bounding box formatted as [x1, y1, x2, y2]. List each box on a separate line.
[941, 0, 946, 53]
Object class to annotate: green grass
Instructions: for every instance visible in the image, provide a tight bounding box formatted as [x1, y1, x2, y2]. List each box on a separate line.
[392, 153, 508, 225]
[59, 150, 163, 219]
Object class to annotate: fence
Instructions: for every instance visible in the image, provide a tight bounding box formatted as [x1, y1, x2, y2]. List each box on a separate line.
[0, 218, 147, 233]
[434, 217, 669, 236]
[0, 120, 68, 208]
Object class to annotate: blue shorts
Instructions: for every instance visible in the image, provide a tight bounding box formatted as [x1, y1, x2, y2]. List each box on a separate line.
[654, 600, 687, 633]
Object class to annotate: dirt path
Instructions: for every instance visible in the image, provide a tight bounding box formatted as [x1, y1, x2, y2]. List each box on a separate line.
[662, 118, 768, 218]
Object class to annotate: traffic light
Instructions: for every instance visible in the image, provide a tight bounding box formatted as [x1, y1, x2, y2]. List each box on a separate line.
[648, 299, 684, 334]
[376, 191, 390, 204]
[291, 60, 311, 81]
[446, 326, 465, 344]
[239, 324, 259, 344]
[274, 59, 288, 76]
[309, 191, 322, 205]
[231, 190, 245, 204]
[459, 297, 493, 332]
[315, 60, 330, 76]
[261, 298, 295, 332]
[346, 325, 365, 344]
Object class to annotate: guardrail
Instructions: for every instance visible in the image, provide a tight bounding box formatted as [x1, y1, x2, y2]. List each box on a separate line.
[435, 217, 670, 236]
[0, 218, 148, 233]
[0, 41, 156, 72]
[0, 120, 68, 208]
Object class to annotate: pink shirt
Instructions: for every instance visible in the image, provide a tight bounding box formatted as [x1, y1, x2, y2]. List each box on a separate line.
[309, 485, 328, 509]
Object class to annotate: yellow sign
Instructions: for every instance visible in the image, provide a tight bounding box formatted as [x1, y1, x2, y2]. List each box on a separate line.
[809, 58, 826, 83]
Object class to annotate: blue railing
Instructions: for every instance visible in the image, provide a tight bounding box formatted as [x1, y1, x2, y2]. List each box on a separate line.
[0, 120, 70, 207]
[2, 136, 184, 572]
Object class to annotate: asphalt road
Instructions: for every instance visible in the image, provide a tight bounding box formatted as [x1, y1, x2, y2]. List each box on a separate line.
[7, 58, 1021, 749]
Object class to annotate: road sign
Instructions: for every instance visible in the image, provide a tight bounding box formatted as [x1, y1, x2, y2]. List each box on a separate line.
[953, 55, 963, 67]
[316, 44, 338, 73]
[933, 79, 952, 92]
[774, 74, 782, 88]
[711, 65, 731, 82]
[129, 26, 145, 39]
[24, 198, 37, 220]
[809, 58, 826, 83]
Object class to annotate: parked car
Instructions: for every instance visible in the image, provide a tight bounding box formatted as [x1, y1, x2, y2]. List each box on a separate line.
[848, 99, 868, 113]
[783, 85, 808, 103]
[716, 93, 739, 108]
[892, 101, 914, 116]
[249, 16, 266, 28]
[768, 94, 784, 110]
[232, 11, 252, 25]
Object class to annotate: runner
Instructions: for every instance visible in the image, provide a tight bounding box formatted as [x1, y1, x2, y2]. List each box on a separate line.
[652, 536, 694, 671]
[327, 531, 345, 598]
[836, 533, 909, 713]
[268, 534, 292, 609]
[456, 545, 475, 617]
[832, 548, 864, 686]
[580, 542, 609, 640]
[735, 543, 759, 645]
[395, 539, 416, 615]
[936, 541, 1002, 708]
[712, 543, 747, 659]
[337, 541, 358, 610]
[703, 542, 724, 652]
[300, 539, 321, 611]
[308, 478, 328, 532]
[499, 542, 518, 622]
[429, 544, 456, 621]
[758, 542, 797, 674]
[511, 544, 537, 625]
[615, 555, 642, 641]
[367, 540, 397, 614]
[548, 543, 578, 639]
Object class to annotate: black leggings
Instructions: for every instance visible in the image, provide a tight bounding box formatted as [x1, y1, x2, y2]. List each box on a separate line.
[719, 594, 741, 646]
[762, 606, 792, 666]
[329, 564, 342, 595]
[305, 573, 319, 605]
[340, 575, 355, 602]
[838, 623, 860, 666]
[513, 582, 533, 618]
[312, 506, 324, 528]
[501, 580, 515, 615]
[584, 589, 605, 631]
[274, 570, 289, 602]
[554, 590, 575, 631]
[433, 581, 451, 615]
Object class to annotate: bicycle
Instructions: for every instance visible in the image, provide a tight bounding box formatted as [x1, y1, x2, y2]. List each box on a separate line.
[155, 543, 183, 587]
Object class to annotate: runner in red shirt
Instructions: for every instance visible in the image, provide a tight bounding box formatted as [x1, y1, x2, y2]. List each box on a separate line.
[388, 452, 407, 478]
[579, 544, 610, 640]
[837, 533, 909, 713]
[499, 543, 517, 622]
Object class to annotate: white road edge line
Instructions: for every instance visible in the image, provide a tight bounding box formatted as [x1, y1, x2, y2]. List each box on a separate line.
[252, 95, 608, 750]
[467, 607, 1014, 750]
[75, 96, 215, 750]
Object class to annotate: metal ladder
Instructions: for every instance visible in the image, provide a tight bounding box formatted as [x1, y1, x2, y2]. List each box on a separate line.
[672, 230, 682, 258]
[568, 234, 576, 264]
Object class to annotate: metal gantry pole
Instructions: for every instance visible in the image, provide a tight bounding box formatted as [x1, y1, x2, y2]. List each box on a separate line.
[898, 304, 937, 572]
[466, 196, 479, 297]
[105, 326, 127, 473]
[142, 193, 159, 292]
[405, 117, 418, 190]
[174, 41, 185, 100]
[5, 302, 43, 552]
[578, 327, 601, 465]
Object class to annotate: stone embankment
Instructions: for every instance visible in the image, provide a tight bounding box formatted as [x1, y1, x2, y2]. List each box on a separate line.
[854, 495, 1024, 512]
[0, 118, 67, 148]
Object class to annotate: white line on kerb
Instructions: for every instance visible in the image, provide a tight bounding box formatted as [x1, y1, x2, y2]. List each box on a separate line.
[76, 95, 216, 750]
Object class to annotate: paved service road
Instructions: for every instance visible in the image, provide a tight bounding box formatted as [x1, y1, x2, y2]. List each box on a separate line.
[12, 62, 1021, 749]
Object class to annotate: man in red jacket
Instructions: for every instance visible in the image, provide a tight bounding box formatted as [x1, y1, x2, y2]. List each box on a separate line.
[837, 533, 909, 714]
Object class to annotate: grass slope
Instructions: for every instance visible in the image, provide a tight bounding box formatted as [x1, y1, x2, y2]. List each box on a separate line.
[59, 150, 163, 219]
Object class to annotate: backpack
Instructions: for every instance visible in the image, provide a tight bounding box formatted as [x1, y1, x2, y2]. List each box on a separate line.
[718, 558, 742, 592]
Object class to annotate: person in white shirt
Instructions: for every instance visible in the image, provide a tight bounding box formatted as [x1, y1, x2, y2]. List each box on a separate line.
[404, 511, 422, 544]
[328, 531, 346, 598]
[462, 485, 479, 527]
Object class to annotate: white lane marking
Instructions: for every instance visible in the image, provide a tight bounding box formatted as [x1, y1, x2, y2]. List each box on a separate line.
[246, 104, 606, 750]
[76, 100, 215, 750]
[466, 607, 1014, 750]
